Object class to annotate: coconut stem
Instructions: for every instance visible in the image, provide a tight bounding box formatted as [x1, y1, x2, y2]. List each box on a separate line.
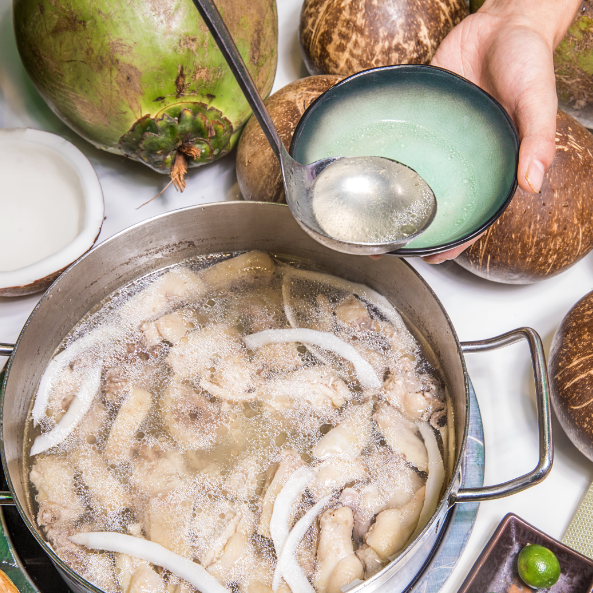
[171, 151, 189, 192]
[138, 143, 202, 208]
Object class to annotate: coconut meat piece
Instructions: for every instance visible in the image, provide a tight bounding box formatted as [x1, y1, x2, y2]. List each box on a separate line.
[0, 129, 104, 296]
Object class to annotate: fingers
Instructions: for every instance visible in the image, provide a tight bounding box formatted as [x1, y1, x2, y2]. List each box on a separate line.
[517, 111, 557, 193]
[422, 233, 485, 264]
[512, 46, 558, 194]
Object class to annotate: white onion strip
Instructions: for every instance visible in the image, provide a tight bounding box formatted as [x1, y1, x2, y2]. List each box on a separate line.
[272, 493, 334, 593]
[270, 466, 315, 551]
[32, 325, 123, 426]
[70, 532, 228, 593]
[279, 265, 404, 328]
[30, 366, 101, 456]
[270, 467, 316, 593]
[413, 422, 445, 539]
[244, 329, 381, 389]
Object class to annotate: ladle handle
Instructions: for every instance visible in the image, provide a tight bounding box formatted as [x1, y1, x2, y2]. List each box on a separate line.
[454, 327, 553, 503]
[191, 0, 284, 161]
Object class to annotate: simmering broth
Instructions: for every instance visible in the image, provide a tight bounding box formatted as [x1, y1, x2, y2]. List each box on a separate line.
[24, 252, 452, 593]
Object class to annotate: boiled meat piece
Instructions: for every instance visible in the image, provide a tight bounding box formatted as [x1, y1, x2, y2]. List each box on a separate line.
[105, 387, 153, 465]
[309, 458, 367, 500]
[161, 378, 229, 450]
[200, 251, 275, 291]
[374, 403, 428, 472]
[130, 445, 192, 498]
[147, 488, 193, 558]
[72, 448, 131, 514]
[335, 296, 373, 331]
[30, 455, 85, 528]
[120, 267, 207, 326]
[313, 401, 372, 460]
[314, 506, 364, 593]
[142, 310, 195, 346]
[363, 486, 426, 560]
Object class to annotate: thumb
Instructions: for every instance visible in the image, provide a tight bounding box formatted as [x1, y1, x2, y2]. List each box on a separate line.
[514, 78, 558, 194]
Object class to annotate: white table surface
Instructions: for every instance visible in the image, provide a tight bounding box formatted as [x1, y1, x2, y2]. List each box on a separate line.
[1, 1, 592, 590]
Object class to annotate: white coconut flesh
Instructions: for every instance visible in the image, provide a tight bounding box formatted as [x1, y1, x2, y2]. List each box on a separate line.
[0, 128, 104, 293]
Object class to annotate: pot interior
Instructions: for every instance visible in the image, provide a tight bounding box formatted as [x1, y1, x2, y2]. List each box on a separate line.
[1, 201, 469, 590]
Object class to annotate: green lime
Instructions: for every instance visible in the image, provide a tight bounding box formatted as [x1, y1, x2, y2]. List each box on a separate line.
[517, 544, 561, 589]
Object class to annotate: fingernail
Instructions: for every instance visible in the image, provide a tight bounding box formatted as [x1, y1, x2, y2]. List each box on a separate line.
[525, 160, 545, 193]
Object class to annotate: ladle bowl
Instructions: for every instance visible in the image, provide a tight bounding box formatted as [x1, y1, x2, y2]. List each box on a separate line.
[192, 0, 437, 254]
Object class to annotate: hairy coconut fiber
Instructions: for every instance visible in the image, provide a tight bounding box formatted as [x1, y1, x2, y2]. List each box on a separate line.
[550, 290, 593, 461]
[299, 0, 468, 77]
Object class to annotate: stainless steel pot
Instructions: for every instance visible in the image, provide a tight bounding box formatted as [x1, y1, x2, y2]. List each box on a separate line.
[0, 202, 552, 593]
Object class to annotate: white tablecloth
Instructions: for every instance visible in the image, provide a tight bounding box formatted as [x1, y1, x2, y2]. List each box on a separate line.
[1, 1, 591, 590]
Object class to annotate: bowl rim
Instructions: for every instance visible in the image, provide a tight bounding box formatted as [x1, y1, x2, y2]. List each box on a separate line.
[289, 64, 520, 257]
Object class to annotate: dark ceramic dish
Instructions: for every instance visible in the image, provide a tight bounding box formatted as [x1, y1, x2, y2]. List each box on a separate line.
[459, 513, 593, 593]
[289, 65, 519, 257]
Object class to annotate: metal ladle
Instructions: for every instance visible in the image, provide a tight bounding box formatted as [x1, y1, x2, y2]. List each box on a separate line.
[192, 0, 437, 256]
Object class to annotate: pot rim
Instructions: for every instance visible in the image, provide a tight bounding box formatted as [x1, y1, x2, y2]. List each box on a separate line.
[1, 201, 471, 592]
[289, 63, 519, 257]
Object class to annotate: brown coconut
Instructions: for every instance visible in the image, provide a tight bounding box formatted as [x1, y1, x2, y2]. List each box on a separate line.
[455, 110, 593, 284]
[236, 75, 344, 203]
[549, 291, 593, 461]
[299, 0, 469, 77]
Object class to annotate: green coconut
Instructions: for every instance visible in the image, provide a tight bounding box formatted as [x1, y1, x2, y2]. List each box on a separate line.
[13, 0, 278, 188]
[554, 0, 593, 128]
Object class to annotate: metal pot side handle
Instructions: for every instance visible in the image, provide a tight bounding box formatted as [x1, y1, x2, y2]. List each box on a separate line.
[0, 344, 15, 505]
[454, 327, 553, 503]
[0, 344, 14, 357]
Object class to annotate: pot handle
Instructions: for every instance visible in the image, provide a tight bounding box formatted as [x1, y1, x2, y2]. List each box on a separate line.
[0, 344, 14, 357]
[0, 349, 16, 505]
[454, 327, 553, 503]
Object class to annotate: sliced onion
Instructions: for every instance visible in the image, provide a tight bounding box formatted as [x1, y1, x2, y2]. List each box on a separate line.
[244, 329, 380, 389]
[30, 366, 101, 456]
[32, 358, 61, 426]
[70, 532, 228, 593]
[32, 324, 123, 425]
[279, 265, 404, 328]
[414, 422, 445, 539]
[272, 493, 334, 593]
[270, 466, 314, 552]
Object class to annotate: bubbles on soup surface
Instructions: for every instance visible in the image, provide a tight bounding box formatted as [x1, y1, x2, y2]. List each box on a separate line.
[25, 252, 450, 592]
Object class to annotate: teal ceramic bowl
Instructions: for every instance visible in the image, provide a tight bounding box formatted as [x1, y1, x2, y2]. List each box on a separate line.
[290, 65, 519, 256]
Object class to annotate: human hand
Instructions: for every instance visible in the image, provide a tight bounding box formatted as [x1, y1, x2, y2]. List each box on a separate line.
[422, 0, 581, 264]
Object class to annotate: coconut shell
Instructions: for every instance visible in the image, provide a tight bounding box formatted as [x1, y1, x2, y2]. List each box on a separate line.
[236, 75, 344, 203]
[549, 290, 593, 461]
[299, 0, 468, 77]
[455, 111, 593, 284]
[555, 0, 593, 129]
